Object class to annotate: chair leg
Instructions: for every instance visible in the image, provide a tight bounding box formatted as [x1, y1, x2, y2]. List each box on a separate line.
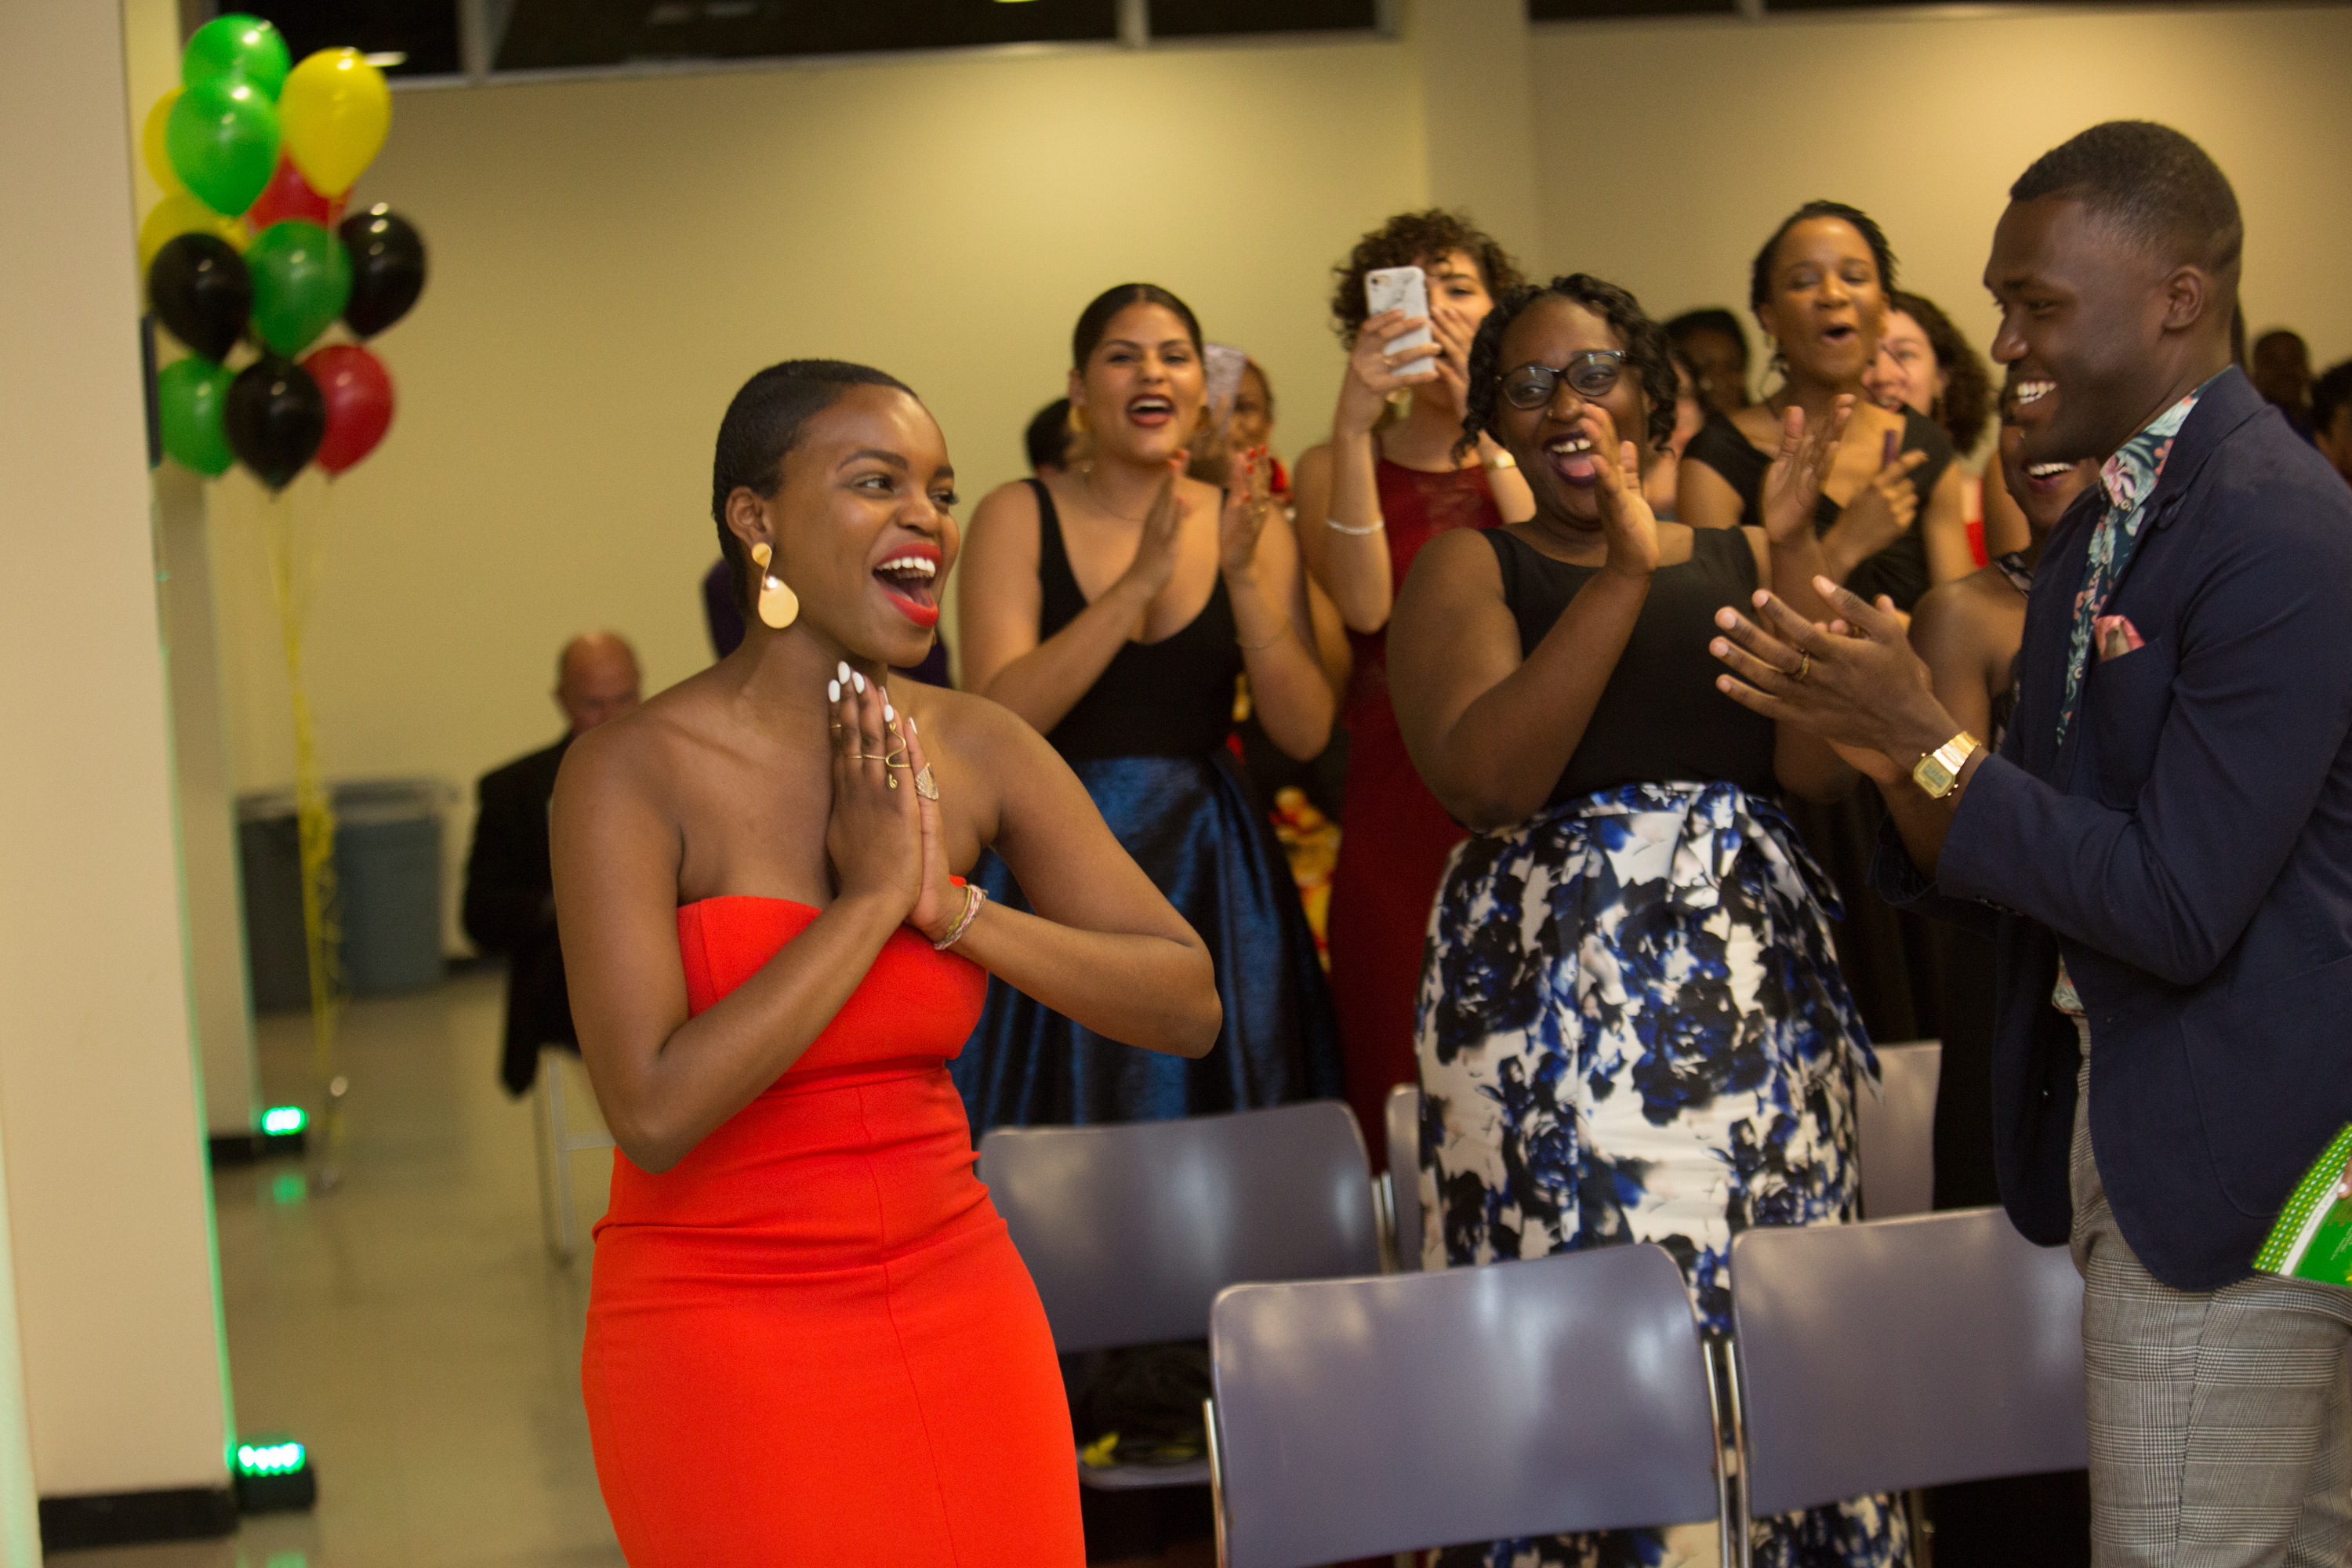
[1203, 1398, 1229, 1568]
[532, 1053, 565, 1260]
[545, 1049, 579, 1262]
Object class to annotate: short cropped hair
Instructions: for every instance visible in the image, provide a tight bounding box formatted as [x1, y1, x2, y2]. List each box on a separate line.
[1457, 274, 1679, 459]
[2010, 121, 2242, 275]
[2312, 361, 2352, 436]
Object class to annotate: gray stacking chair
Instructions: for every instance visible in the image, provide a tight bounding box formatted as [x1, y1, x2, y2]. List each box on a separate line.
[1207, 1243, 1729, 1568]
[1855, 1040, 1942, 1219]
[1726, 1207, 2087, 1564]
[1385, 1083, 1422, 1272]
[977, 1101, 1381, 1490]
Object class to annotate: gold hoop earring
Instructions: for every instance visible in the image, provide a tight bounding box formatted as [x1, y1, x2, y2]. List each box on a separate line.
[749, 542, 799, 631]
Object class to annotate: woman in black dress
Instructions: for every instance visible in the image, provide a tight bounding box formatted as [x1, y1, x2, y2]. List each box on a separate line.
[1681, 202, 1970, 1044]
[953, 284, 1342, 1133]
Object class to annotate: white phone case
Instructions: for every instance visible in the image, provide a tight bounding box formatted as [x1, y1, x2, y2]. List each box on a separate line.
[1203, 343, 1249, 434]
[1364, 265, 1436, 379]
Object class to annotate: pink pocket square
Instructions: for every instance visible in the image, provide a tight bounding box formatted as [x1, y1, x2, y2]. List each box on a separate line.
[2094, 614, 2146, 662]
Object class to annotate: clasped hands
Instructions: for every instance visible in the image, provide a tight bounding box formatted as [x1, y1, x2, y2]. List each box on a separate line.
[1708, 573, 1960, 789]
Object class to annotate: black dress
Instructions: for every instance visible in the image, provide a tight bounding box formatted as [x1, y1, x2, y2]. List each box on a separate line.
[1682, 406, 1958, 1046]
[950, 480, 1345, 1134]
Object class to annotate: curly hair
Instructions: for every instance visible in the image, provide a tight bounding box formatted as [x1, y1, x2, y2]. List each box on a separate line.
[1328, 209, 1526, 346]
[1887, 290, 1992, 456]
[1748, 199, 1898, 317]
[1455, 274, 1679, 461]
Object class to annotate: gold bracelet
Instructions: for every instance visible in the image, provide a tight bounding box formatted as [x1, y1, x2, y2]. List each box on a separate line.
[1237, 615, 1293, 652]
[932, 883, 988, 951]
[1482, 450, 1518, 471]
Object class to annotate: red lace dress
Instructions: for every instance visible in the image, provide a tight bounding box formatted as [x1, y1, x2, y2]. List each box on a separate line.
[1327, 459, 1504, 1164]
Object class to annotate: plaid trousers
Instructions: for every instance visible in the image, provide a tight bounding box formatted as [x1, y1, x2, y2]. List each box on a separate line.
[2071, 1022, 2352, 1566]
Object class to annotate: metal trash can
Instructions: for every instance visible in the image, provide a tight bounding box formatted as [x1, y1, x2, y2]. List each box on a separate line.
[235, 779, 452, 1011]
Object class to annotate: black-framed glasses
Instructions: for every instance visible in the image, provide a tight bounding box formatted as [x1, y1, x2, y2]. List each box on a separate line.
[1501, 351, 1627, 408]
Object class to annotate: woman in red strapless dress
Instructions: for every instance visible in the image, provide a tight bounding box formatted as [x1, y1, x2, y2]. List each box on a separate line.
[1290, 212, 1530, 1164]
[552, 361, 1221, 1567]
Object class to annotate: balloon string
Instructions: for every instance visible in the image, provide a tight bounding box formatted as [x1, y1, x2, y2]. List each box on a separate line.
[262, 485, 346, 1184]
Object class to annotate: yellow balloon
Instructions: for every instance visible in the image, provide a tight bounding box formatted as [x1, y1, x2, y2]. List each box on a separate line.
[278, 49, 390, 198]
[139, 192, 249, 274]
[143, 89, 184, 194]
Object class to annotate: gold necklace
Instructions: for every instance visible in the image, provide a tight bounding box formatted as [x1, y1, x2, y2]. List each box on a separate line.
[1083, 464, 1150, 524]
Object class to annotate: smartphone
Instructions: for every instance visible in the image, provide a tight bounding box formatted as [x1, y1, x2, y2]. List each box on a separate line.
[1203, 343, 1249, 436]
[1364, 265, 1436, 379]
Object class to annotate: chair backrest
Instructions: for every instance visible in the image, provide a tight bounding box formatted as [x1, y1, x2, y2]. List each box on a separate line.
[977, 1101, 1381, 1353]
[1210, 1244, 1723, 1568]
[1855, 1040, 1941, 1219]
[1385, 1083, 1421, 1272]
[1730, 1207, 2087, 1519]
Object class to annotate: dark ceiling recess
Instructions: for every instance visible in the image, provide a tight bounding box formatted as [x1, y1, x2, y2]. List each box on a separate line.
[241, 1, 463, 78]
[1149, 0, 1379, 37]
[493, 0, 1120, 71]
[1529, 0, 1737, 16]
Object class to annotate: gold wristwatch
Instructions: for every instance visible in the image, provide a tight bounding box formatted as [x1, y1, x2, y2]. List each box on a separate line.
[1911, 731, 1981, 800]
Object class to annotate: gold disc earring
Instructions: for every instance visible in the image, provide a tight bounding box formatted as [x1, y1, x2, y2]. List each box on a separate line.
[749, 542, 799, 631]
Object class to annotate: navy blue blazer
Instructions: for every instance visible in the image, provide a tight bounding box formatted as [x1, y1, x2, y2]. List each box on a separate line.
[1876, 368, 2352, 1290]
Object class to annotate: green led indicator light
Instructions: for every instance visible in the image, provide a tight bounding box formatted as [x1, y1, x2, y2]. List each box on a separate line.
[237, 1439, 306, 1476]
[261, 1106, 307, 1135]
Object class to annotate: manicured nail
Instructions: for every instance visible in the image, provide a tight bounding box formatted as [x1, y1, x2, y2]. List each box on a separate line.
[827, 679, 840, 702]
[852, 671, 866, 692]
[884, 702, 895, 722]
[906, 715, 918, 735]
[837, 661, 851, 682]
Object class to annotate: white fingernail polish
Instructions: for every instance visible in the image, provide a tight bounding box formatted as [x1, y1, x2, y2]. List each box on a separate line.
[884, 703, 895, 721]
[837, 661, 850, 682]
[906, 715, 918, 735]
[827, 680, 840, 702]
[853, 671, 866, 692]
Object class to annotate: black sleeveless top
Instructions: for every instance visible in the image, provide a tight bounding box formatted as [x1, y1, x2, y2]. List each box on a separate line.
[1031, 478, 1241, 762]
[1681, 405, 1955, 612]
[1486, 524, 1779, 807]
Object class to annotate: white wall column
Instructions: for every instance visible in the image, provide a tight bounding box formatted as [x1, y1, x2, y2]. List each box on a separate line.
[1403, 0, 1542, 265]
[0, 0, 237, 1541]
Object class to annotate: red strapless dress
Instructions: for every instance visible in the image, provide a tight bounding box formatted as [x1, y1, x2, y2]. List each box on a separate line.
[583, 897, 1084, 1566]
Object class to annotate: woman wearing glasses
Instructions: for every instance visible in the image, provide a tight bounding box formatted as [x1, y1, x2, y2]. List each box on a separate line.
[1388, 277, 1905, 1566]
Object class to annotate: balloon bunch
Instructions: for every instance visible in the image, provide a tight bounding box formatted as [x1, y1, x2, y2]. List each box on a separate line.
[143, 16, 427, 488]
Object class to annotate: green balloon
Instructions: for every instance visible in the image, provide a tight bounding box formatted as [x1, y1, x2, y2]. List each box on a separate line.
[245, 221, 353, 356]
[166, 77, 278, 217]
[183, 15, 291, 100]
[158, 357, 235, 477]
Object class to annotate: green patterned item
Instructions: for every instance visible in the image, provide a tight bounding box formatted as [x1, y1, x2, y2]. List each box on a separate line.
[2254, 1124, 2352, 1284]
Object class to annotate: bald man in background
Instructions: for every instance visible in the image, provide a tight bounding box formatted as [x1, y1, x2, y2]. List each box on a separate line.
[464, 633, 641, 1095]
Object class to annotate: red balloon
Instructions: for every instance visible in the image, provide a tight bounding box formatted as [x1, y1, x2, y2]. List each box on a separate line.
[302, 343, 394, 476]
[245, 154, 341, 234]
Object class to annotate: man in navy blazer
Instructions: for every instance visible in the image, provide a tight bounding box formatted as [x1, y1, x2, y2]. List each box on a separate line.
[1708, 122, 2352, 1559]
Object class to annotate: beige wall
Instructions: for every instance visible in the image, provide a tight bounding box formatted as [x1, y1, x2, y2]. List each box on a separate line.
[200, 36, 1427, 949]
[1530, 3, 2352, 408]
[1, 0, 233, 1502]
[191, 4, 2351, 954]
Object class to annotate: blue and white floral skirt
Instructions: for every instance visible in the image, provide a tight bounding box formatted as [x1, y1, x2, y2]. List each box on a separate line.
[1417, 780, 1908, 1568]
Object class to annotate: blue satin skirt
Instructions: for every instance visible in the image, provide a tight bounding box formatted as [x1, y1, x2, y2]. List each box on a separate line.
[952, 750, 1345, 1135]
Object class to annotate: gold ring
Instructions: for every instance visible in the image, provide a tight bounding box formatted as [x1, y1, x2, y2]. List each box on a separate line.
[1793, 652, 1813, 683]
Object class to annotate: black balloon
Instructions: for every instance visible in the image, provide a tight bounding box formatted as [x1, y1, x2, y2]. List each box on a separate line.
[337, 205, 426, 338]
[147, 233, 252, 362]
[226, 356, 326, 490]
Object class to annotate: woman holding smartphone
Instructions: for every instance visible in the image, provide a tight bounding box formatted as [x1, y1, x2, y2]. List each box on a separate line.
[1388, 276, 1902, 1566]
[555, 360, 1220, 1564]
[955, 284, 1342, 1131]
[1290, 210, 1533, 1166]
